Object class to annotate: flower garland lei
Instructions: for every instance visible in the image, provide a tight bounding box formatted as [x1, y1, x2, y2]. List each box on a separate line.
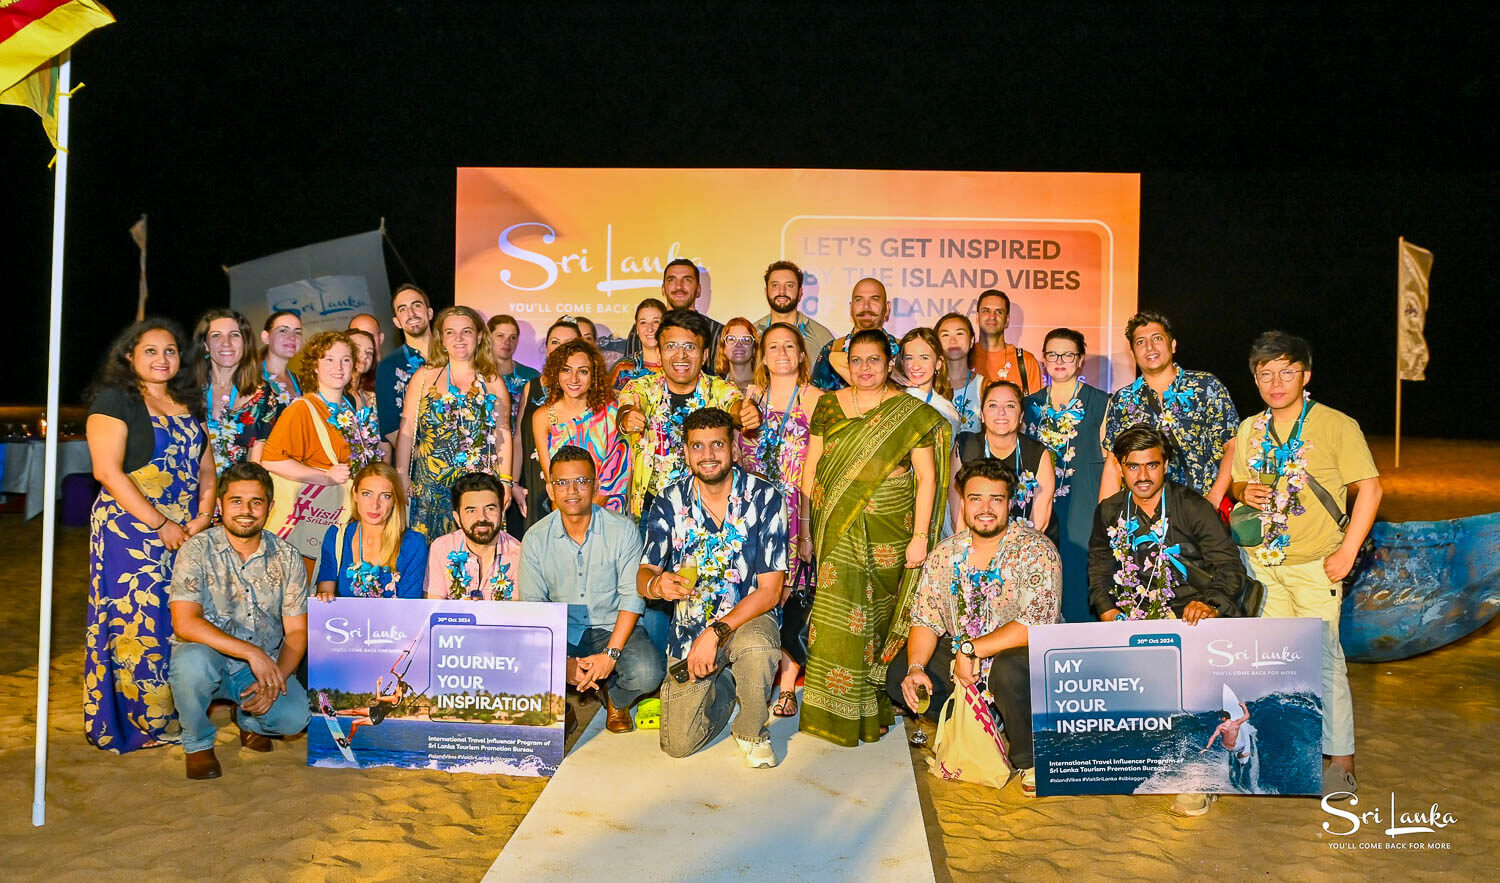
[204, 384, 245, 469]
[1245, 393, 1313, 567]
[446, 546, 515, 600]
[1031, 387, 1085, 499]
[1116, 366, 1192, 432]
[1106, 495, 1186, 620]
[950, 532, 1009, 702]
[672, 471, 749, 628]
[753, 385, 802, 486]
[649, 376, 708, 487]
[344, 523, 398, 598]
[986, 437, 1039, 525]
[321, 395, 383, 469]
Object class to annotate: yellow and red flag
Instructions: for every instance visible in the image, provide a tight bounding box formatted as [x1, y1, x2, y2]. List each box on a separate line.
[0, 0, 115, 148]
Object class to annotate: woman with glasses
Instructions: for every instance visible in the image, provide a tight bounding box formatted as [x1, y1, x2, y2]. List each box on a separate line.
[532, 339, 630, 513]
[714, 318, 758, 396]
[1023, 328, 1108, 622]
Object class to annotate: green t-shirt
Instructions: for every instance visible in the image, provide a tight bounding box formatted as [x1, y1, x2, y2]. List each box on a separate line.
[1232, 403, 1379, 565]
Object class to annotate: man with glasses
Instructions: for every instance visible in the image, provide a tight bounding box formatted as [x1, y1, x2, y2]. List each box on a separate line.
[376, 283, 436, 443]
[1229, 331, 1380, 799]
[754, 260, 834, 358]
[519, 446, 665, 733]
[811, 277, 900, 390]
[972, 289, 1043, 394]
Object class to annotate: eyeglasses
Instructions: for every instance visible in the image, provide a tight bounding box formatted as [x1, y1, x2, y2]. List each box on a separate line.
[1254, 368, 1303, 384]
[1042, 351, 1079, 363]
[724, 335, 755, 345]
[663, 341, 700, 354]
[549, 476, 595, 489]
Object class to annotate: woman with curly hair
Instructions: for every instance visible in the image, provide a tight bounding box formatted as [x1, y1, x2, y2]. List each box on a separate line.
[85, 318, 216, 752]
[190, 308, 279, 472]
[714, 317, 758, 395]
[396, 306, 514, 540]
[532, 338, 630, 513]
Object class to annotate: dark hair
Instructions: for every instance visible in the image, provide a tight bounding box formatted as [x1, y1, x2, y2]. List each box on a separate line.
[982, 379, 1024, 408]
[1042, 327, 1087, 358]
[574, 316, 596, 334]
[542, 338, 612, 411]
[1125, 310, 1174, 344]
[88, 317, 203, 420]
[635, 297, 668, 320]
[935, 312, 976, 371]
[486, 313, 519, 333]
[549, 444, 595, 471]
[450, 471, 504, 510]
[391, 283, 430, 308]
[1248, 330, 1312, 373]
[263, 310, 300, 333]
[849, 328, 892, 356]
[1219, 711, 1232, 720]
[763, 260, 804, 287]
[219, 460, 274, 501]
[544, 318, 580, 346]
[955, 457, 1017, 496]
[190, 308, 261, 393]
[682, 406, 734, 442]
[346, 328, 378, 393]
[977, 289, 1011, 311]
[662, 258, 700, 284]
[1111, 424, 1174, 462]
[659, 308, 710, 347]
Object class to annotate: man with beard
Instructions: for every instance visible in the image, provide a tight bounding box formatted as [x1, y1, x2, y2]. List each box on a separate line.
[1088, 425, 1250, 816]
[638, 408, 786, 766]
[425, 472, 524, 601]
[810, 277, 900, 390]
[168, 462, 312, 780]
[890, 458, 1061, 795]
[972, 289, 1043, 394]
[754, 260, 833, 358]
[624, 259, 723, 373]
[519, 447, 664, 732]
[375, 283, 436, 444]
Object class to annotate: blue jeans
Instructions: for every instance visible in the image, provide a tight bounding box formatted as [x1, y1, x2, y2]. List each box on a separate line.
[169, 642, 311, 753]
[639, 601, 673, 654]
[569, 623, 665, 709]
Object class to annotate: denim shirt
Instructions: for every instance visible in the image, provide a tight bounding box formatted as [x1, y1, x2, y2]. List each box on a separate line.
[518, 506, 646, 645]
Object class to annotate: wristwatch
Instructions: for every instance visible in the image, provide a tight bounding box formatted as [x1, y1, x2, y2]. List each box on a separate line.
[605, 647, 622, 661]
[709, 621, 732, 642]
[959, 639, 976, 657]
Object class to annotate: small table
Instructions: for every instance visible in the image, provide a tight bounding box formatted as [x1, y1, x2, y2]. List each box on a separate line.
[0, 439, 93, 520]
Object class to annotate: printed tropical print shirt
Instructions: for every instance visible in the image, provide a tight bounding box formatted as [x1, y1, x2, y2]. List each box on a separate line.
[1103, 366, 1239, 496]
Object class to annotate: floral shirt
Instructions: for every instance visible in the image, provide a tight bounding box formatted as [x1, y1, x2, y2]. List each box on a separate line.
[168, 527, 309, 654]
[1103, 366, 1239, 496]
[202, 382, 280, 473]
[642, 468, 786, 659]
[376, 343, 427, 437]
[909, 526, 1061, 682]
[620, 372, 742, 516]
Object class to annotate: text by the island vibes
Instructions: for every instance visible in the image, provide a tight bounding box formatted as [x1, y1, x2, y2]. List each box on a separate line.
[1206, 639, 1301, 668]
[323, 618, 409, 647]
[1322, 791, 1457, 848]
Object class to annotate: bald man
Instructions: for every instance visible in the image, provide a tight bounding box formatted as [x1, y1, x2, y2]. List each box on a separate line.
[810, 277, 900, 390]
[347, 313, 385, 350]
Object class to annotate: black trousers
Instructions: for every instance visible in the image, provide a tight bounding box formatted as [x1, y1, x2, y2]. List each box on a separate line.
[886, 641, 1035, 769]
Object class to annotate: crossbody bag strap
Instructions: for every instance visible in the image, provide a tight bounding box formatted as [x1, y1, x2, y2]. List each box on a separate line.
[1015, 346, 1029, 392]
[1267, 417, 1349, 531]
[301, 397, 343, 467]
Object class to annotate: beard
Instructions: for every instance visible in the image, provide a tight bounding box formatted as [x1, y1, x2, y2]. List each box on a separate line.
[462, 520, 498, 545]
[223, 518, 264, 539]
[969, 520, 1006, 539]
[691, 463, 730, 486]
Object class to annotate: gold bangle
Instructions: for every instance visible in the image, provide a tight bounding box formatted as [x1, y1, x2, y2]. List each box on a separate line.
[913, 530, 930, 539]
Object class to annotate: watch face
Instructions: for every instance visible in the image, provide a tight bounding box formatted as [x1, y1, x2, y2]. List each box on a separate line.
[960, 640, 974, 656]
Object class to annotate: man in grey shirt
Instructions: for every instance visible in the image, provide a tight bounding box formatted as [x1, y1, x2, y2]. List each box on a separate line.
[168, 462, 311, 780]
[754, 259, 834, 358]
[519, 445, 665, 733]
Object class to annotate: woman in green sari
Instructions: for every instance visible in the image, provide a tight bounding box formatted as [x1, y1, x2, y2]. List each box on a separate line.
[800, 329, 951, 746]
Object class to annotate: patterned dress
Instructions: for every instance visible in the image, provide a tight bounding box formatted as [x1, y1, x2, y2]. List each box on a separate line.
[85, 415, 205, 752]
[408, 372, 501, 540]
[735, 387, 811, 567]
[546, 402, 631, 513]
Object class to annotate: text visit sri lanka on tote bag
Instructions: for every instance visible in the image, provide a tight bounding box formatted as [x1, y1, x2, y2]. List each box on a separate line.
[265, 398, 351, 558]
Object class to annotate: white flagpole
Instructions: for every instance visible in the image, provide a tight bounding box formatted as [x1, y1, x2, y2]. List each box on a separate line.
[1394, 237, 1403, 470]
[34, 50, 73, 828]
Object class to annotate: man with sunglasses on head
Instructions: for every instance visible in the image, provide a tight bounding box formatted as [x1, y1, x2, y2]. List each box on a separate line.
[519, 446, 665, 733]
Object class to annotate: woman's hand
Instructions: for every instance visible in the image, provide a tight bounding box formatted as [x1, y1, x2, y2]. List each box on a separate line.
[325, 463, 351, 485]
[905, 535, 929, 568]
[184, 513, 213, 537]
[798, 530, 814, 563]
[156, 519, 187, 551]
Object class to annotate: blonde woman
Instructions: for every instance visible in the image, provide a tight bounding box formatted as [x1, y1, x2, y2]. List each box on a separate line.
[395, 306, 513, 540]
[316, 462, 428, 599]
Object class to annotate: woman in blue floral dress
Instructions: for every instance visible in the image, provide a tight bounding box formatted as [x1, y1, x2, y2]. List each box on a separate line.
[84, 319, 217, 752]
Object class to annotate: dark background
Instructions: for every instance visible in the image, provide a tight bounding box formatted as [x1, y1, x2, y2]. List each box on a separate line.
[4, 3, 1496, 436]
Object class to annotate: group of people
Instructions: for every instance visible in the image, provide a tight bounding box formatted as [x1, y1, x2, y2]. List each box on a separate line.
[84, 258, 1380, 817]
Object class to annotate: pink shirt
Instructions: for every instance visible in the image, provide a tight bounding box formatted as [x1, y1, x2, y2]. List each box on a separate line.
[423, 529, 524, 600]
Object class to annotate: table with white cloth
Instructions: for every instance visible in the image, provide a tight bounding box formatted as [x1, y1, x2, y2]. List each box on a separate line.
[0, 440, 94, 519]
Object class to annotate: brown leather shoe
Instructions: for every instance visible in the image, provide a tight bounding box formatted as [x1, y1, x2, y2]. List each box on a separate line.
[232, 707, 274, 752]
[185, 748, 222, 780]
[603, 693, 634, 734]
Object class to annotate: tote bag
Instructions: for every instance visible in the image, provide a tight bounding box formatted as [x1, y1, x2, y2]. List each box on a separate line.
[927, 678, 1014, 789]
[265, 398, 351, 559]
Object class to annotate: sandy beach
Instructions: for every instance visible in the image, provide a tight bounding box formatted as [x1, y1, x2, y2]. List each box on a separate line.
[3, 437, 1497, 880]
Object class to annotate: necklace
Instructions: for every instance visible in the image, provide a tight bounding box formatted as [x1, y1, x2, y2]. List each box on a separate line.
[852, 386, 885, 417]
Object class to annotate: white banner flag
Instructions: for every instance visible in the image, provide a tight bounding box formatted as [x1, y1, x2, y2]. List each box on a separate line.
[1397, 237, 1433, 382]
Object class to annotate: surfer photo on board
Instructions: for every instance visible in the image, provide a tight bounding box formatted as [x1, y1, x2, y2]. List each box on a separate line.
[1202, 699, 1256, 791]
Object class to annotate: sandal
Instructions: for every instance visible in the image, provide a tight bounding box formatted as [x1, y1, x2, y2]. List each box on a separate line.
[771, 690, 798, 717]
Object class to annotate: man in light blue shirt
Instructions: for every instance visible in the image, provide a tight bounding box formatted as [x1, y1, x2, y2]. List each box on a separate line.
[519, 445, 664, 733]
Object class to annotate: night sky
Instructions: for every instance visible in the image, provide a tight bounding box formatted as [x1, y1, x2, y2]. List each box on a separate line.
[5, 4, 1496, 436]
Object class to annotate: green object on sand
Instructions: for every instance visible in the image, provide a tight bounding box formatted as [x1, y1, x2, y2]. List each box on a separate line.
[634, 697, 661, 730]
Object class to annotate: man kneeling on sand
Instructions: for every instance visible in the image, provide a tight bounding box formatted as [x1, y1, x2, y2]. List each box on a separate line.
[168, 462, 311, 780]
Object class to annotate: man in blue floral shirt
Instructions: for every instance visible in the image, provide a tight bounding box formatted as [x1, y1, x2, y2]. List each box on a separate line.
[637, 407, 786, 767]
[375, 283, 435, 442]
[1101, 311, 1239, 506]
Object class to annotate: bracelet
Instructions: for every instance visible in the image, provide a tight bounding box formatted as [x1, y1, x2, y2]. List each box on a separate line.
[913, 530, 930, 539]
[496, 472, 514, 482]
[907, 663, 926, 673]
[645, 572, 661, 599]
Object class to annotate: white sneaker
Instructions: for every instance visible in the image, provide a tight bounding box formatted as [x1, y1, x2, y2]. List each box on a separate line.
[735, 736, 778, 769]
[1169, 793, 1218, 817]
